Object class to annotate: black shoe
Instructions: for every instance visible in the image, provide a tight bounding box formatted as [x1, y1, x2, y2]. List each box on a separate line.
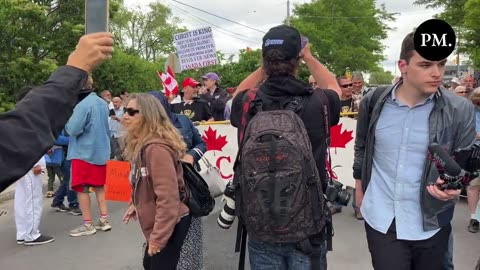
[69, 207, 82, 216]
[24, 235, 55, 246]
[16, 239, 24, 245]
[51, 204, 69, 212]
[468, 219, 479, 233]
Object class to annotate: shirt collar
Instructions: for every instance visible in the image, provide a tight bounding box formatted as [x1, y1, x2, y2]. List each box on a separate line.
[390, 82, 435, 106]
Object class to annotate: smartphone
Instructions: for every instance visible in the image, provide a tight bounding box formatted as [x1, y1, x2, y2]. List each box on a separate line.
[301, 36, 309, 49]
[85, 0, 110, 34]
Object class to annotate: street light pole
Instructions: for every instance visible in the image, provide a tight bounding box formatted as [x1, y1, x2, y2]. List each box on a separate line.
[287, 0, 291, 25]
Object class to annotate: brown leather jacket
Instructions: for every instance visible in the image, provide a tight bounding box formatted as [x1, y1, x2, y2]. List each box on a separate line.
[132, 139, 189, 250]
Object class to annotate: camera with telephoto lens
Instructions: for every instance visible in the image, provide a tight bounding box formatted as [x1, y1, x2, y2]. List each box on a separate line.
[217, 180, 236, 229]
[324, 178, 351, 206]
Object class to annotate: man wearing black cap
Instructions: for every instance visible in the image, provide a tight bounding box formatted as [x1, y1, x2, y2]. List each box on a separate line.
[230, 25, 341, 270]
[172, 77, 213, 122]
[199, 72, 230, 121]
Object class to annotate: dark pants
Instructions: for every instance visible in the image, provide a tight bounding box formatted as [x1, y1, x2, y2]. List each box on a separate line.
[365, 221, 451, 270]
[52, 159, 78, 208]
[110, 136, 121, 160]
[46, 165, 62, 191]
[143, 215, 191, 270]
[443, 232, 454, 270]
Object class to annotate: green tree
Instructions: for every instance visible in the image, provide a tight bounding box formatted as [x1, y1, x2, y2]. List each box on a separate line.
[110, 2, 187, 61]
[463, 0, 480, 66]
[290, 0, 396, 74]
[369, 69, 394, 85]
[92, 50, 165, 94]
[414, 0, 480, 67]
[0, 0, 121, 111]
[173, 49, 263, 89]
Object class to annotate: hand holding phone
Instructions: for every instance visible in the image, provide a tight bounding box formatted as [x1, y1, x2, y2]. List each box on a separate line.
[85, 0, 109, 34]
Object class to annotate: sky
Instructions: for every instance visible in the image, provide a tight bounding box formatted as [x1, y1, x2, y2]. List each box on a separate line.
[124, 0, 444, 76]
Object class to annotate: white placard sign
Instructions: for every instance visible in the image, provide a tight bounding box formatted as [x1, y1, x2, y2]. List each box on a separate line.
[174, 27, 218, 71]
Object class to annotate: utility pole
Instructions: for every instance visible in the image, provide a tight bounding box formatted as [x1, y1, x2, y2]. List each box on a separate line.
[287, 0, 291, 25]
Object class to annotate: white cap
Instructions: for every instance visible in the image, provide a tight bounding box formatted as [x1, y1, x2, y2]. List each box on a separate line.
[451, 77, 461, 84]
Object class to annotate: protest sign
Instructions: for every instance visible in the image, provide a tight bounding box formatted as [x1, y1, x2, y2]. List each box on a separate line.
[174, 26, 218, 71]
[105, 160, 132, 202]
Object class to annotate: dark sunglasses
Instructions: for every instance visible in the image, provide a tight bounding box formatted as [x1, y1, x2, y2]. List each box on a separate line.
[341, 83, 353, 88]
[310, 82, 317, 86]
[125, 108, 140, 116]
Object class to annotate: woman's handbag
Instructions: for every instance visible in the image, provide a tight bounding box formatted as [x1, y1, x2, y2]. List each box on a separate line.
[181, 161, 215, 217]
[192, 148, 227, 198]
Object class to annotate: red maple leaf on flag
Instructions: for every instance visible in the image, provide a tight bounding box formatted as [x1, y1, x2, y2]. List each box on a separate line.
[202, 127, 228, 152]
[157, 66, 179, 96]
[329, 124, 353, 153]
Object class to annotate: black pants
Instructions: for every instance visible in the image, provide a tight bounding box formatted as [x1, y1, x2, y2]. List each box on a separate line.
[365, 221, 451, 270]
[143, 214, 191, 270]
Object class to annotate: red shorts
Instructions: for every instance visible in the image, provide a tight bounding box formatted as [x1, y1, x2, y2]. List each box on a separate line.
[71, 159, 107, 193]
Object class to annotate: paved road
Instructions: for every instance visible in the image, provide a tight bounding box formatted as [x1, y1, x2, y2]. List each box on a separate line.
[0, 195, 478, 270]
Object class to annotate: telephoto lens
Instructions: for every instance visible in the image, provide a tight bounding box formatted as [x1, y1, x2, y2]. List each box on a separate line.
[217, 181, 236, 229]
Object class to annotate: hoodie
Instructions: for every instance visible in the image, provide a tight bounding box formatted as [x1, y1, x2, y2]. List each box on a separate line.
[231, 75, 341, 187]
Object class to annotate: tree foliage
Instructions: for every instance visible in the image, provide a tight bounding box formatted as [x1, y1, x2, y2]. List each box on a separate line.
[92, 50, 165, 94]
[369, 70, 394, 85]
[290, 0, 396, 74]
[414, 0, 480, 67]
[110, 2, 187, 61]
[0, 0, 84, 111]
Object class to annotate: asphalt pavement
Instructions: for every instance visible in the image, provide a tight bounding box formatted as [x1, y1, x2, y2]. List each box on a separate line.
[0, 193, 478, 270]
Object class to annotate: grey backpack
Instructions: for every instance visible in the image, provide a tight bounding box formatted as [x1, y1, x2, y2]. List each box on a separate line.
[234, 94, 326, 244]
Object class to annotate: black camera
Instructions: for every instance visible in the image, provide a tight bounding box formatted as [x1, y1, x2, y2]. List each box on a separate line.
[324, 179, 351, 206]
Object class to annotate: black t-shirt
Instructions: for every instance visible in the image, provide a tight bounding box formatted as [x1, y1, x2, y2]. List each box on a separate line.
[171, 100, 212, 122]
[340, 98, 354, 113]
[231, 86, 341, 185]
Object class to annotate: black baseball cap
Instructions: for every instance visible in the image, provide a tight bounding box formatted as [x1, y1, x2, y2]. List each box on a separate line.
[262, 25, 302, 60]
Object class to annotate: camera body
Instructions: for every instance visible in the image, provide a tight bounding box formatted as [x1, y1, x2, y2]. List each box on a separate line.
[324, 178, 351, 206]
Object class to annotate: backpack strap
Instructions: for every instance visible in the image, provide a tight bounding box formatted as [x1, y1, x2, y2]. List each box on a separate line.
[313, 90, 336, 181]
[312, 89, 335, 252]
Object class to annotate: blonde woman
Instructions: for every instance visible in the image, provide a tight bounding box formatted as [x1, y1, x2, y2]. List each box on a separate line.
[121, 93, 191, 270]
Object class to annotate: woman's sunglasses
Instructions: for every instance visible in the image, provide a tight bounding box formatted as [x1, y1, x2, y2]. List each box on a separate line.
[125, 108, 140, 116]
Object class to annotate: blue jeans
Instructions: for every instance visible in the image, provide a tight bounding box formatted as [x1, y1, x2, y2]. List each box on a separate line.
[248, 239, 327, 270]
[443, 232, 454, 270]
[52, 159, 78, 208]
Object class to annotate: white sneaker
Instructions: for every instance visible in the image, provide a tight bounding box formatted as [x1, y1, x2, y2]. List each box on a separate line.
[94, 218, 112, 232]
[69, 223, 96, 237]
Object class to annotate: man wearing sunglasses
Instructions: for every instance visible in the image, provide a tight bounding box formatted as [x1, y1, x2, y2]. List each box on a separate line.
[337, 76, 356, 114]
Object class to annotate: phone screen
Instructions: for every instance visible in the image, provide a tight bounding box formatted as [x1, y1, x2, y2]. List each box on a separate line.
[85, 0, 109, 34]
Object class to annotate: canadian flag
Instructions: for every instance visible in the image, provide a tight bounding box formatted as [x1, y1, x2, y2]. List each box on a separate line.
[157, 66, 179, 96]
